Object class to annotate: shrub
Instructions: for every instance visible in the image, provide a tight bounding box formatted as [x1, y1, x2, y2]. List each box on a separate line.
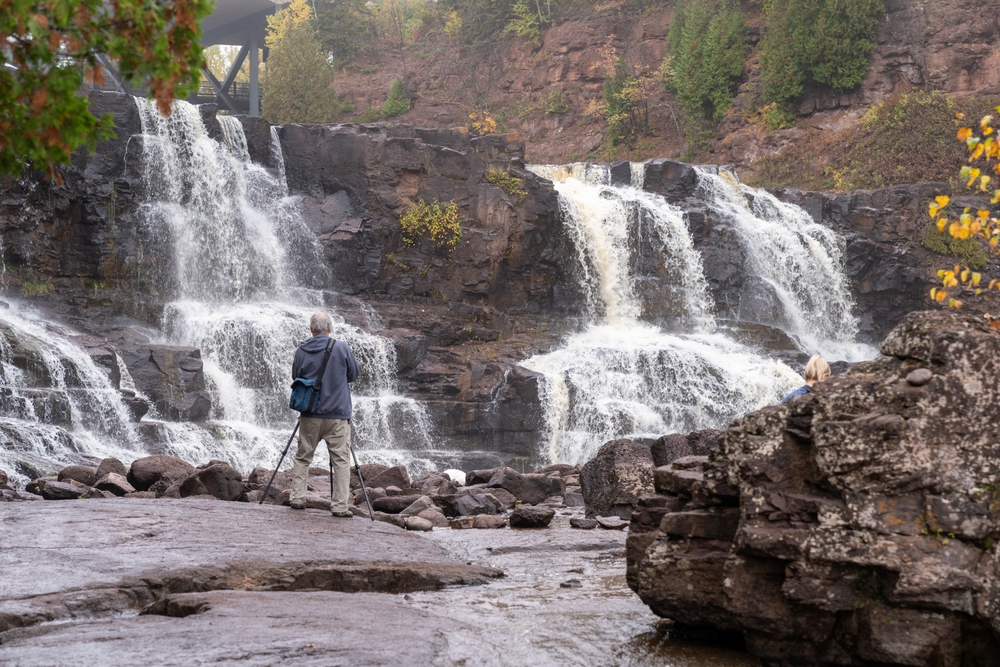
[400, 199, 462, 252]
[545, 90, 568, 115]
[351, 106, 382, 123]
[666, 0, 747, 122]
[760, 0, 885, 106]
[922, 226, 988, 271]
[381, 76, 410, 118]
[486, 169, 528, 198]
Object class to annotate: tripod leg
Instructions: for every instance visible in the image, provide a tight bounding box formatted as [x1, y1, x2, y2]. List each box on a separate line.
[348, 435, 375, 521]
[259, 421, 300, 505]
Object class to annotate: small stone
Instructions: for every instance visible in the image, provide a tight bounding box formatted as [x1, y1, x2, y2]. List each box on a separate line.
[404, 516, 433, 531]
[95, 472, 136, 496]
[509, 505, 555, 528]
[417, 508, 450, 527]
[596, 516, 629, 530]
[472, 514, 507, 529]
[384, 485, 404, 496]
[560, 579, 583, 588]
[570, 517, 598, 529]
[906, 368, 933, 386]
[40, 480, 86, 500]
[449, 516, 475, 529]
[563, 491, 585, 507]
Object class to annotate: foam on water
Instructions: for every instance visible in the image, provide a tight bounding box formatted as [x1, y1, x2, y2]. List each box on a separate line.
[524, 162, 873, 464]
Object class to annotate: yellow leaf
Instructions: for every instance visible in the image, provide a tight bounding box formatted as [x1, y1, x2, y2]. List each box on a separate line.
[972, 144, 986, 160]
[950, 299, 963, 309]
[992, 189, 1000, 204]
[936, 195, 951, 207]
[958, 127, 973, 141]
[937, 217, 947, 232]
[977, 289, 983, 295]
[972, 273, 982, 285]
[967, 168, 982, 187]
[930, 288, 938, 300]
[982, 175, 992, 191]
[961, 269, 970, 282]
[990, 280, 998, 290]
[936, 290, 948, 302]
[982, 115, 994, 130]
[957, 113, 966, 120]
[992, 237, 999, 249]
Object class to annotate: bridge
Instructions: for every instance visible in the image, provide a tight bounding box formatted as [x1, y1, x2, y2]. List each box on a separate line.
[98, 0, 281, 116]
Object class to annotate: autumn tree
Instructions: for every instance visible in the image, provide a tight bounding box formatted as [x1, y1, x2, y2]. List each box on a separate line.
[928, 110, 1000, 309]
[0, 0, 211, 179]
[262, 0, 346, 124]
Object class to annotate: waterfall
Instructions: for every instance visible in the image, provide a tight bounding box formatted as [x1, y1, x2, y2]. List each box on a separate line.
[523, 162, 870, 464]
[695, 168, 869, 361]
[0, 302, 141, 485]
[133, 99, 436, 474]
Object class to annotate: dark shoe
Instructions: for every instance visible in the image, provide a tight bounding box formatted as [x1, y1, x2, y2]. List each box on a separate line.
[331, 510, 353, 518]
[289, 503, 305, 510]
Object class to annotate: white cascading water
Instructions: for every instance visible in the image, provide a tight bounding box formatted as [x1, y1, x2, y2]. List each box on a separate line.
[696, 168, 870, 361]
[133, 99, 438, 474]
[0, 302, 143, 485]
[523, 163, 871, 464]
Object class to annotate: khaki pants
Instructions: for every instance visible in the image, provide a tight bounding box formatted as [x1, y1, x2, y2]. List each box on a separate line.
[290, 417, 351, 513]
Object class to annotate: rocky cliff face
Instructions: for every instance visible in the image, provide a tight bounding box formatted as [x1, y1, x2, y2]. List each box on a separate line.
[627, 310, 1000, 665]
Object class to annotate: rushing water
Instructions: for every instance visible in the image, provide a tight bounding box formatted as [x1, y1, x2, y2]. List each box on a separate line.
[523, 163, 874, 464]
[131, 99, 439, 474]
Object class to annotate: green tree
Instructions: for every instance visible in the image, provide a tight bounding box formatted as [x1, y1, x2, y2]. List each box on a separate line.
[381, 76, 410, 117]
[760, 0, 885, 106]
[315, 0, 376, 67]
[666, 0, 747, 122]
[0, 0, 211, 179]
[262, 0, 346, 124]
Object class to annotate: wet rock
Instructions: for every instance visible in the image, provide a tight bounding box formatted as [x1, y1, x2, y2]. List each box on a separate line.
[0, 469, 8, 489]
[39, 480, 86, 500]
[350, 463, 389, 489]
[686, 429, 724, 456]
[372, 494, 423, 514]
[365, 465, 411, 491]
[472, 514, 507, 529]
[412, 472, 457, 496]
[57, 465, 99, 487]
[178, 462, 244, 501]
[563, 489, 585, 507]
[629, 311, 1000, 665]
[118, 345, 211, 422]
[404, 516, 433, 532]
[570, 517, 598, 530]
[560, 579, 583, 589]
[509, 505, 555, 528]
[650, 434, 690, 467]
[484, 486, 517, 509]
[596, 516, 629, 530]
[94, 473, 135, 496]
[533, 463, 578, 477]
[127, 455, 195, 492]
[466, 468, 498, 486]
[399, 495, 437, 517]
[416, 508, 450, 527]
[436, 491, 503, 517]
[371, 510, 406, 527]
[95, 457, 127, 479]
[487, 468, 564, 505]
[580, 439, 654, 520]
[449, 516, 475, 529]
[384, 485, 404, 496]
[26, 477, 56, 495]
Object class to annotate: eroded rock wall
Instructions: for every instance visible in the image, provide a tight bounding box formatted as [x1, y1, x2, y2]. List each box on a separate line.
[628, 310, 1000, 665]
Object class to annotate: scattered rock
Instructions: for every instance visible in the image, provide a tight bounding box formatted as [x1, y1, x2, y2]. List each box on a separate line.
[94, 473, 135, 496]
[570, 517, 598, 530]
[365, 465, 411, 491]
[465, 468, 498, 486]
[26, 477, 56, 495]
[372, 494, 423, 514]
[0, 469, 9, 489]
[472, 514, 507, 529]
[509, 505, 555, 528]
[487, 468, 564, 505]
[416, 508, 450, 527]
[57, 465, 99, 487]
[127, 455, 195, 492]
[443, 469, 466, 485]
[350, 463, 389, 489]
[125, 491, 157, 499]
[400, 495, 437, 517]
[178, 462, 244, 501]
[580, 439, 654, 520]
[560, 579, 583, 589]
[404, 516, 433, 531]
[596, 516, 629, 530]
[95, 458, 127, 479]
[384, 485, 404, 496]
[436, 491, 503, 517]
[39, 480, 86, 500]
[449, 516, 475, 529]
[650, 434, 690, 467]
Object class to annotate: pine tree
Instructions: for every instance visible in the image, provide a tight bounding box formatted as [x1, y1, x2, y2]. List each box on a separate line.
[262, 0, 344, 124]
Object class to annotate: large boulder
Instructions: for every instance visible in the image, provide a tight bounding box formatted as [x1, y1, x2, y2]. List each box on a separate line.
[509, 505, 555, 528]
[57, 465, 99, 487]
[436, 491, 503, 517]
[95, 458, 127, 479]
[178, 462, 244, 501]
[580, 439, 654, 520]
[365, 465, 411, 491]
[39, 480, 86, 500]
[486, 468, 563, 505]
[127, 455, 195, 491]
[94, 473, 135, 496]
[628, 311, 1000, 665]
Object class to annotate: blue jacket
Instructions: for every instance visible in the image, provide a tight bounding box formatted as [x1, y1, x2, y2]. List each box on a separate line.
[781, 385, 812, 404]
[291, 334, 359, 420]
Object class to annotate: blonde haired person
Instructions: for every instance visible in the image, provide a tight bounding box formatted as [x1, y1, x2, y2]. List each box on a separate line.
[781, 354, 831, 403]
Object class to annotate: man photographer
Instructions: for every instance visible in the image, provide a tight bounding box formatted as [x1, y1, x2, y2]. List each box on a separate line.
[289, 312, 359, 517]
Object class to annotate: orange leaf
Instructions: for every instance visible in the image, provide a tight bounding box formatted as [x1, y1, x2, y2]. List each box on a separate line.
[958, 127, 973, 141]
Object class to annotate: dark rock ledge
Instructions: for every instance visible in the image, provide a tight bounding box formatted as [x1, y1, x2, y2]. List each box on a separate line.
[627, 310, 1000, 666]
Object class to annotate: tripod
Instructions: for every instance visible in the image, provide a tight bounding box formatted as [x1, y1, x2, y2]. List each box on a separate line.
[259, 419, 375, 521]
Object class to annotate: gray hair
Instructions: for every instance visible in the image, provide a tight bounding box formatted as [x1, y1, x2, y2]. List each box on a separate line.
[309, 312, 333, 334]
